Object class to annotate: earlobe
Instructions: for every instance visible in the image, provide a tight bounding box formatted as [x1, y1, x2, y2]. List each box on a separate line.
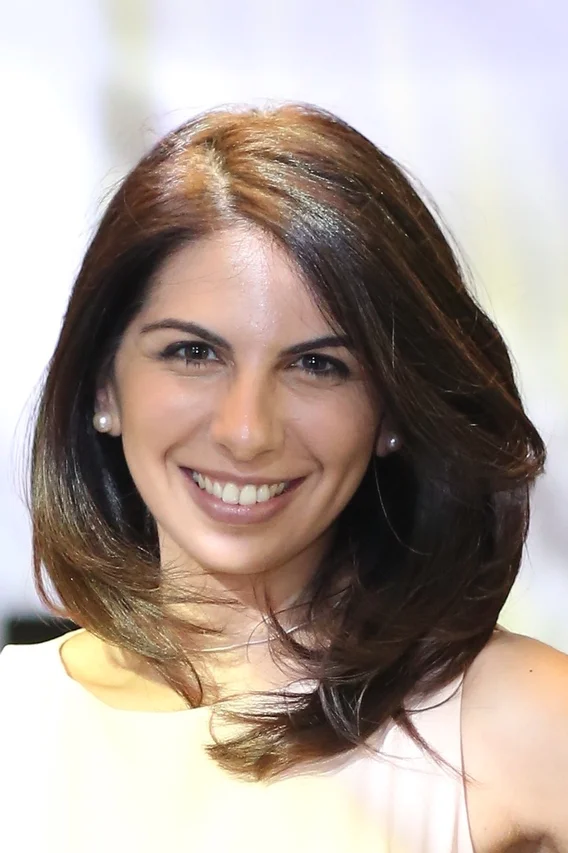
[94, 387, 122, 437]
[93, 412, 114, 433]
[387, 434, 401, 452]
[375, 430, 402, 457]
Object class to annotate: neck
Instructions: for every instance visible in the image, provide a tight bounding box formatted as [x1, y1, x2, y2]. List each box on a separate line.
[196, 616, 309, 653]
[157, 533, 333, 651]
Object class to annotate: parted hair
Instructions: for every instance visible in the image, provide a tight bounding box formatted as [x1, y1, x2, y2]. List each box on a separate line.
[30, 103, 545, 780]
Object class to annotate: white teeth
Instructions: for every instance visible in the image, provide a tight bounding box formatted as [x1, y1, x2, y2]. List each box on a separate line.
[256, 485, 271, 503]
[238, 485, 257, 506]
[221, 483, 240, 504]
[191, 471, 289, 505]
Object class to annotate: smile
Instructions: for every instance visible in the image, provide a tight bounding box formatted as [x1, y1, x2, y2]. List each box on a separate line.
[190, 470, 289, 505]
[181, 467, 305, 526]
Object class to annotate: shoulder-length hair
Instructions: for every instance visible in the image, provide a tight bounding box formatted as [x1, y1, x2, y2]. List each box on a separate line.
[31, 103, 545, 780]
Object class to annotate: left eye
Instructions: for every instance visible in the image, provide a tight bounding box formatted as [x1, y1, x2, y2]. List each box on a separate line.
[295, 354, 349, 379]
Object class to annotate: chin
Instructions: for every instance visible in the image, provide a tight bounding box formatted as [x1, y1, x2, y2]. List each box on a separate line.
[160, 531, 283, 578]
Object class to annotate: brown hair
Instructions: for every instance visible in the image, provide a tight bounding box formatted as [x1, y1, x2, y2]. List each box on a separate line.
[31, 103, 545, 780]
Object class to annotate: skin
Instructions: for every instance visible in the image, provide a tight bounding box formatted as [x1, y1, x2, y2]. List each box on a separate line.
[98, 224, 390, 651]
[462, 630, 568, 853]
[61, 224, 568, 852]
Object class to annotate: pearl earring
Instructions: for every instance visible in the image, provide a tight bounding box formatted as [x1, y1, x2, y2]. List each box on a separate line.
[93, 412, 112, 433]
[387, 434, 400, 452]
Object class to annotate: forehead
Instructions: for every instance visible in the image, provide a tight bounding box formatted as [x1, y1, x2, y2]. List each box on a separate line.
[139, 227, 332, 339]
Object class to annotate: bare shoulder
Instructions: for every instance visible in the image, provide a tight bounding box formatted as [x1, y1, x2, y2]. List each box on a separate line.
[464, 628, 568, 712]
[60, 629, 128, 689]
[462, 628, 568, 853]
[59, 629, 192, 711]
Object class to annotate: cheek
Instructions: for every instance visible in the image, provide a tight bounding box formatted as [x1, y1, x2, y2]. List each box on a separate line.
[119, 373, 205, 449]
[299, 389, 378, 473]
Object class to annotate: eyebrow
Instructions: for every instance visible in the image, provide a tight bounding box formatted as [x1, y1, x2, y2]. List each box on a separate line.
[139, 319, 350, 357]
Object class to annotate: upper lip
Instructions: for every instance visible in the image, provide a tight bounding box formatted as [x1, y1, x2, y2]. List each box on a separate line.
[182, 467, 302, 487]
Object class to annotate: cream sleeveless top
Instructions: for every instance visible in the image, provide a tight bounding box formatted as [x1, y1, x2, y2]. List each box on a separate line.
[0, 629, 474, 852]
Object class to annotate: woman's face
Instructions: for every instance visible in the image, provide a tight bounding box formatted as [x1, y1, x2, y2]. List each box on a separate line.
[102, 226, 384, 593]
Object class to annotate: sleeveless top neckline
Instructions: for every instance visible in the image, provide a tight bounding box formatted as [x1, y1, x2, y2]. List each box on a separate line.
[0, 629, 475, 852]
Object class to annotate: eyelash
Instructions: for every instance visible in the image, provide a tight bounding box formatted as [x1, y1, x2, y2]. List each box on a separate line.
[158, 341, 351, 380]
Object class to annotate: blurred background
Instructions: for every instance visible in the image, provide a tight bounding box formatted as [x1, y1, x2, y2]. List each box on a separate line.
[1, 0, 566, 649]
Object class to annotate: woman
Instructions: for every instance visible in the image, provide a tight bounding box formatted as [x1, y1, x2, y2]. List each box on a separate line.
[1, 103, 567, 852]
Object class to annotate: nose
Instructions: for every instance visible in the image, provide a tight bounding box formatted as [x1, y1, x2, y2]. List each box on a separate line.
[210, 368, 285, 462]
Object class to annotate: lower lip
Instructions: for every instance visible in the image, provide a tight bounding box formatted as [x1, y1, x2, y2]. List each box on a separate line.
[181, 469, 305, 526]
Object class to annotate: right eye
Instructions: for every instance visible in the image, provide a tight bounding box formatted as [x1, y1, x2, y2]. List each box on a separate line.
[158, 341, 219, 366]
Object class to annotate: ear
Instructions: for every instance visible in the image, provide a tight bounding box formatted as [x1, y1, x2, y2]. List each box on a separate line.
[375, 419, 402, 457]
[94, 381, 122, 437]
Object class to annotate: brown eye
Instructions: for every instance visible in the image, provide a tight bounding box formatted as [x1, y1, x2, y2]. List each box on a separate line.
[159, 341, 218, 366]
[295, 354, 350, 379]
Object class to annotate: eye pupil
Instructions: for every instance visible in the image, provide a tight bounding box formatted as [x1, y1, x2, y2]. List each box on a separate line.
[187, 343, 208, 360]
[303, 354, 330, 372]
